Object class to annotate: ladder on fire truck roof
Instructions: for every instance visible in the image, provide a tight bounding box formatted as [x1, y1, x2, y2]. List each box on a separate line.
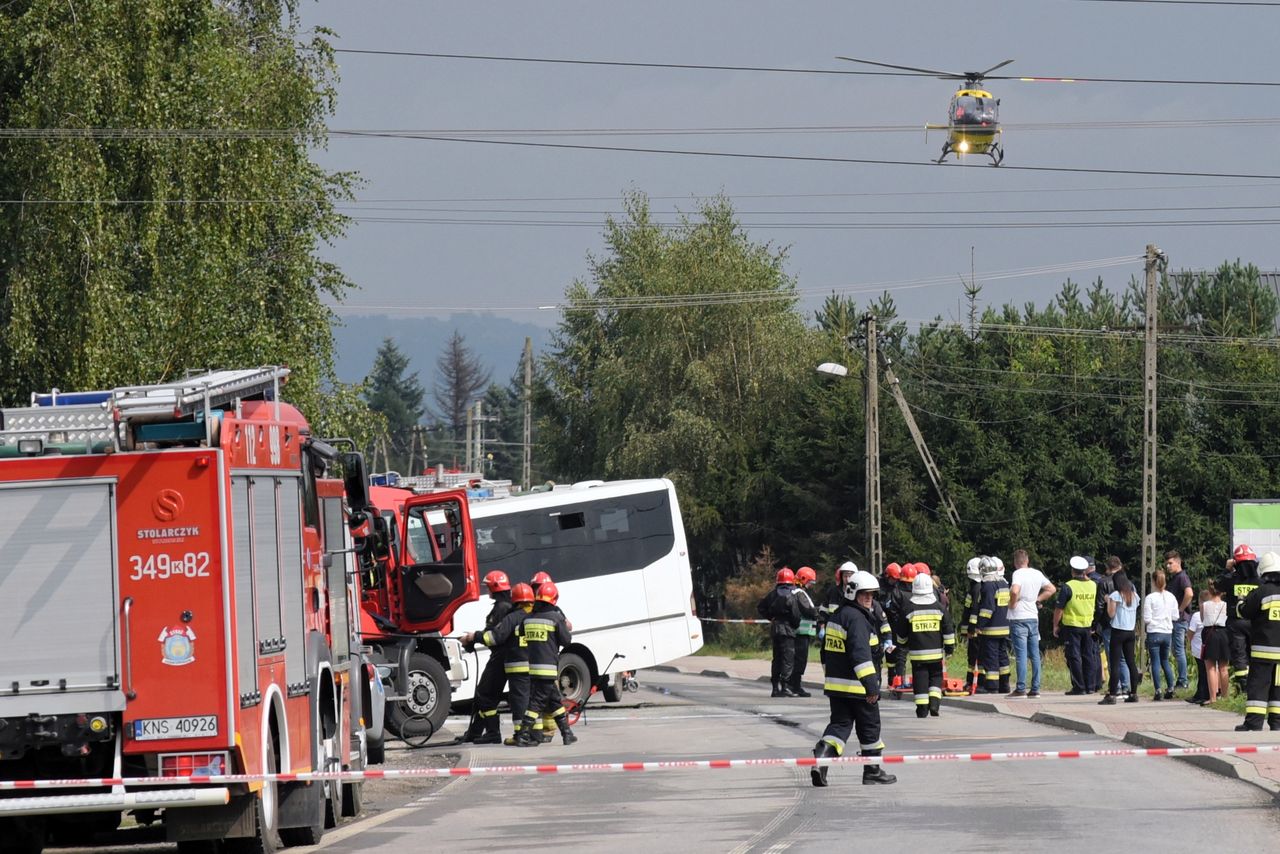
[0, 367, 289, 455]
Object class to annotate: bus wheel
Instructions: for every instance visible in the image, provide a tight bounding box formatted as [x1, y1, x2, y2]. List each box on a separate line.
[558, 653, 591, 707]
[602, 673, 623, 703]
[386, 653, 450, 739]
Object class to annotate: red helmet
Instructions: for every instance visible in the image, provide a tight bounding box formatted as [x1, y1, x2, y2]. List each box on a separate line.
[536, 581, 559, 604]
[1234, 544, 1257, 562]
[511, 583, 535, 605]
[915, 563, 931, 576]
[901, 564, 918, 582]
[483, 570, 510, 592]
[796, 566, 817, 585]
[531, 571, 553, 586]
[776, 567, 795, 584]
[885, 562, 902, 580]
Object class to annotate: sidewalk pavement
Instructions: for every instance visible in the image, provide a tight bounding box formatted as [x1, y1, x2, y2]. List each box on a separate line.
[653, 654, 1280, 800]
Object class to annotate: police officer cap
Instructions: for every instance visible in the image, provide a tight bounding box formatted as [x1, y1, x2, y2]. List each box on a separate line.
[1069, 555, 1089, 572]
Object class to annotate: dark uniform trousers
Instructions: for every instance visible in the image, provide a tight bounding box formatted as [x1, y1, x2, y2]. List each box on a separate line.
[527, 677, 565, 731]
[1228, 618, 1253, 680]
[979, 635, 1010, 691]
[507, 673, 531, 730]
[1242, 659, 1280, 729]
[820, 696, 884, 758]
[474, 650, 507, 728]
[771, 633, 796, 687]
[912, 660, 944, 717]
[965, 633, 980, 686]
[790, 636, 811, 691]
[1061, 625, 1095, 692]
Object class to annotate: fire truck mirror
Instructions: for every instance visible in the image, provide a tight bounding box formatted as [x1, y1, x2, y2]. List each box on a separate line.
[369, 513, 391, 561]
[340, 451, 372, 512]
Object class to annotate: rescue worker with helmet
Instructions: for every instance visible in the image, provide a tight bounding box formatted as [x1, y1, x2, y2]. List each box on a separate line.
[530, 571, 567, 740]
[1053, 556, 1098, 695]
[819, 562, 892, 673]
[460, 570, 514, 744]
[811, 570, 896, 788]
[1235, 551, 1280, 732]
[882, 563, 907, 686]
[523, 581, 577, 745]
[463, 582, 535, 745]
[790, 567, 819, 697]
[758, 568, 802, 697]
[975, 556, 1012, 694]
[893, 572, 957, 717]
[1221, 544, 1261, 693]
[961, 557, 983, 693]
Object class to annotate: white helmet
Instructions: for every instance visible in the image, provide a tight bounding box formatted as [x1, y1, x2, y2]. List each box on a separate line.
[911, 574, 935, 600]
[844, 570, 880, 600]
[837, 560, 858, 583]
[1260, 551, 1280, 580]
[966, 557, 982, 582]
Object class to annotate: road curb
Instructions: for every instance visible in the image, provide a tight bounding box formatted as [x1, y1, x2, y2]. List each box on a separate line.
[1123, 730, 1280, 801]
[1028, 711, 1110, 736]
[700, 670, 731, 679]
[649, 665, 679, 673]
[940, 696, 1004, 714]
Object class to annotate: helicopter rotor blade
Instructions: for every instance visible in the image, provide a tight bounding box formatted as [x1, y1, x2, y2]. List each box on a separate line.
[836, 56, 964, 80]
[970, 59, 1016, 80]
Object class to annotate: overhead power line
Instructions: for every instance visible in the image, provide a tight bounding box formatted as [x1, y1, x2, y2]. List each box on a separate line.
[331, 48, 1280, 88]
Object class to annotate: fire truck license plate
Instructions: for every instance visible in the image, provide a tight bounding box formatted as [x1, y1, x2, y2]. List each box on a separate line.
[132, 715, 218, 741]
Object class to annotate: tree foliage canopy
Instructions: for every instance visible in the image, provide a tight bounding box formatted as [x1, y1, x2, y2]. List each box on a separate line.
[0, 0, 363, 434]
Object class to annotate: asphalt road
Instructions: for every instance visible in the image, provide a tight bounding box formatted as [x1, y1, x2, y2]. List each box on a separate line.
[53, 670, 1280, 853]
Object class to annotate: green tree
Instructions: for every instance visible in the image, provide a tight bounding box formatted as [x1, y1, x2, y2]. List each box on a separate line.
[364, 338, 425, 473]
[0, 0, 358, 428]
[538, 192, 819, 588]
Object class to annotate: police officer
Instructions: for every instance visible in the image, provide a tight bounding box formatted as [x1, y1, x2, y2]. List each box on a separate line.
[523, 581, 577, 745]
[894, 572, 956, 718]
[1053, 556, 1097, 695]
[976, 557, 1012, 694]
[961, 557, 983, 692]
[811, 570, 896, 787]
[1221, 544, 1261, 692]
[758, 568, 801, 697]
[461, 570, 514, 744]
[464, 582, 534, 745]
[790, 567, 819, 697]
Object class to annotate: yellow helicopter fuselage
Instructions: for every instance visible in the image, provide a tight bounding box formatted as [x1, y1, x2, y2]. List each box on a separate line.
[946, 87, 1000, 156]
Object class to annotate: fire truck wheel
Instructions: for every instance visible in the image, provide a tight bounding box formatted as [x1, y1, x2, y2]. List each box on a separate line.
[558, 652, 592, 707]
[224, 734, 281, 854]
[0, 817, 45, 854]
[386, 653, 450, 738]
[367, 732, 386, 765]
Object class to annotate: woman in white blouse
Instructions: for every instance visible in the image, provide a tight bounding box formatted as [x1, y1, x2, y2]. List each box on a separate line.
[1143, 570, 1180, 700]
[1199, 579, 1231, 704]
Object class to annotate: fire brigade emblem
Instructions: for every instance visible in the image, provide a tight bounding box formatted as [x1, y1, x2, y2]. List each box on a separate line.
[158, 625, 197, 666]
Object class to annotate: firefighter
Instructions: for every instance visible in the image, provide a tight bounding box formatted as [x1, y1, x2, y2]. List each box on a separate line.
[1221, 544, 1261, 692]
[961, 557, 983, 692]
[894, 573, 957, 718]
[758, 567, 802, 697]
[461, 570, 514, 744]
[976, 556, 1012, 694]
[524, 581, 577, 745]
[811, 570, 896, 788]
[885, 563, 913, 688]
[530, 571, 564, 741]
[790, 567, 819, 697]
[1235, 551, 1280, 732]
[819, 562, 891, 672]
[464, 582, 535, 745]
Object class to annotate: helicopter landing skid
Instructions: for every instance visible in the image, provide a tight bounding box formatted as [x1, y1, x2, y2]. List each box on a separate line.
[935, 143, 1003, 166]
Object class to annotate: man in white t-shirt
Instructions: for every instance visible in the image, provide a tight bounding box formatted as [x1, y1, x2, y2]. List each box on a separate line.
[1007, 549, 1056, 698]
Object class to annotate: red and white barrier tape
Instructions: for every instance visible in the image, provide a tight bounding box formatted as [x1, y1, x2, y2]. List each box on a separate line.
[3, 744, 1279, 790]
[702, 618, 771, 625]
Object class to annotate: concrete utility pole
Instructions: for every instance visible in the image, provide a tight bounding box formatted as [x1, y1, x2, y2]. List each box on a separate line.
[522, 337, 533, 491]
[465, 404, 474, 474]
[472, 399, 485, 473]
[1141, 244, 1166, 609]
[862, 313, 883, 576]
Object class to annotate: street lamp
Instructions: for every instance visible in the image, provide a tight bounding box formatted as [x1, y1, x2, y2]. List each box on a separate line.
[816, 362, 849, 378]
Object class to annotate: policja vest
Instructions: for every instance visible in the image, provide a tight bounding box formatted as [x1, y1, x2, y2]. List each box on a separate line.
[1061, 577, 1097, 628]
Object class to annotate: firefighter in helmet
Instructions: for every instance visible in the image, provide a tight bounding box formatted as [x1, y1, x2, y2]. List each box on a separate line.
[1221, 544, 1261, 692]
[790, 567, 819, 697]
[464, 582, 535, 745]
[461, 570, 514, 743]
[811, 570, 896, 787]
[1235, 551, 1280, 732]
[961, 557, 983, 692]
[523, 581, 577, 745]
[530, 571, 572, 740]
[758, 567, 801, 697]
[894, 573, 956, 718]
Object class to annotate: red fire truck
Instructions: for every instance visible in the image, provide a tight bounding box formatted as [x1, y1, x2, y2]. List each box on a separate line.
[0, 368, 469, 853]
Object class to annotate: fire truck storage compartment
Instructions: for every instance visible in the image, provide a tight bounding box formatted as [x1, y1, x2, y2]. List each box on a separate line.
[0, 479, 122, 716]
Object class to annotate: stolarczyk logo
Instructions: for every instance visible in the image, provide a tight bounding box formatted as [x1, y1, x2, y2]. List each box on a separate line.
[153, 489, 184, 522]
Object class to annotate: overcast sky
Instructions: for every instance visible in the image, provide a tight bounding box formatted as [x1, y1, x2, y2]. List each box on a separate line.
[301, 0, 1280, 331]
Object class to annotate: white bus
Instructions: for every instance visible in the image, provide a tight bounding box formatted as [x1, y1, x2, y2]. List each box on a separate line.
[449, 478, 704, 705]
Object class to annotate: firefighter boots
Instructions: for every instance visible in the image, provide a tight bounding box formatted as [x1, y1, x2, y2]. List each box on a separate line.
[556, 715, 578, 745]
[929, 697, 940, 717]
[862, 764, 897, 785]
[810, 740, 837, 788]
[473, 716, 502, 744]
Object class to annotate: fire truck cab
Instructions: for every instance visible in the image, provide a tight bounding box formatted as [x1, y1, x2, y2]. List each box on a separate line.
[0, 368, 376, 853]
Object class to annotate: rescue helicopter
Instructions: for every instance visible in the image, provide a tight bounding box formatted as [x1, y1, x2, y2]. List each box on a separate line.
[837, 56, 1016, 165]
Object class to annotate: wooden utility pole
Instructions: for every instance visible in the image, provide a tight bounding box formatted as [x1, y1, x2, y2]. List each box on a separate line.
[862, 313, 882, 575]
[1140, 244, 1166, 617]
[522, 337, 533, 491]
